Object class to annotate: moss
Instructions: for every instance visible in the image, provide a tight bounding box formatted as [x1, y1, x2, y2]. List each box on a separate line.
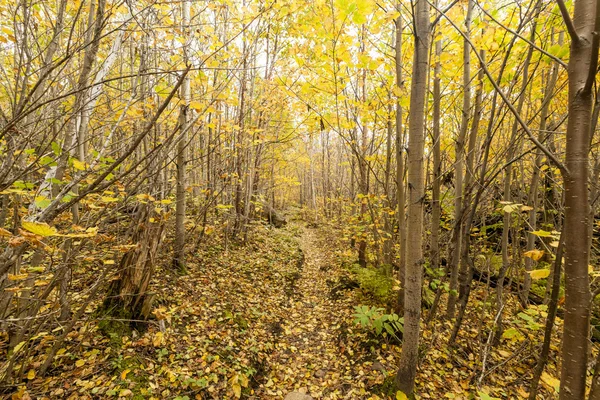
[108, 354, 149, 398]
[371, 375, 396, 396]
[96, 304, 133, 343]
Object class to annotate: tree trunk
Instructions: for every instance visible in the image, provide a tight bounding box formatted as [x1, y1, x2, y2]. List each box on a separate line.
[558, 0, 596, 394]
[394, 0, 429, 393]
[394, 5, 406, 314]
[447, 0, 472, 318]
[174, 0, 191, 273]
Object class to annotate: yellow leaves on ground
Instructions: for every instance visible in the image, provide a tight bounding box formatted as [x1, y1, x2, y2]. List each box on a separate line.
[541, 372, 560, 393]
[153, 331, 165, 347]
[523, 249, 544, 261]
[229, 372, 249, 398]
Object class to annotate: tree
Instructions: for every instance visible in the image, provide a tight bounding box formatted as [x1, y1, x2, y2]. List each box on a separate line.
[395, 0, 430, 394]
[556, 0, 598, 396]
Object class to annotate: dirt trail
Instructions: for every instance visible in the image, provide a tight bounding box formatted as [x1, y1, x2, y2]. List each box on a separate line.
[253, 224, 358, 398]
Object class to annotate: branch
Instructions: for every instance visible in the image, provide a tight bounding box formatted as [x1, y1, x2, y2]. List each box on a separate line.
[583, 0, 600, 94]
[476, 2, 568, 70]
[557, 0, 580, 43]
[428, 0, 569, 175]
[431, 0, 460, 28]
[35, 65, 191, 223]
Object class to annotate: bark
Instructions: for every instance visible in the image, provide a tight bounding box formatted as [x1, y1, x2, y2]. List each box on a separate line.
[558, 0, 597, 394]
[394, 5, 406, 314]
[394, 0, 429, 393]
[447, 0, 473, 318]
[431, 38, 442, 274]
[174, 0, 191, 272]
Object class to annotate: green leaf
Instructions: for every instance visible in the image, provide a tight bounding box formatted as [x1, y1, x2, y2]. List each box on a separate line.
[502, 328, 523, 340]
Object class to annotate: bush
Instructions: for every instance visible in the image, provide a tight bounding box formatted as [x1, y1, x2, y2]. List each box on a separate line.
[352, 305, 403, 341]
[350, 264, 394, 303]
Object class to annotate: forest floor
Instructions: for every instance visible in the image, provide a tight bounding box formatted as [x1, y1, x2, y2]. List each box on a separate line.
[14, 215, 566, 399]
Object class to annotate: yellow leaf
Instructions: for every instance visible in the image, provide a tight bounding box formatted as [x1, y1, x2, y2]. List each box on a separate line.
[541, 372, 560, 392]
[523, 249, 544, 261]
[529, 269, 550, 280]
[72, 158, 86, 171]
[103, 260, 115, 265]
[21, 221, 58, 237]
[27, 369, 36, 380]
[189, 100, 203, 111]
[75, 359, 85, 367]
[13, 341, 25, 353]
[232, 382, 241, 398]
[0, 227, 12, 237]
[153, 332, 164, 347]
[8, 273, 28, 281]
[121, 369, 131, 380]
[531, 229, 552, 237]
[503, 204, 521, 213]
[396, 391, 408, 400]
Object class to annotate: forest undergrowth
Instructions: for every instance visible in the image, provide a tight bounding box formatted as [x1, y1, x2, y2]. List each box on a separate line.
[4, 213, 570, 400]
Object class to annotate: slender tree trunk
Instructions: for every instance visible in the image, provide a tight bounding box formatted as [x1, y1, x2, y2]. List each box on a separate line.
[394, 6, 406, 313]
[394, 0, 429, 393]
[558, 0, 596, 394]
[174, 0, 190, 273]
[431, 38, 442, 275]
[447, 0, 472, 318]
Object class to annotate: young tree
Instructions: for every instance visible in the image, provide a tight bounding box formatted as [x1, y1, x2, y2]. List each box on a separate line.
[556, 0, 598, 396]
[395, 0, 430, 394]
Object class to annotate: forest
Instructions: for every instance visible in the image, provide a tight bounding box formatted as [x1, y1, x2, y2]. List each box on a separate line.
[1, 0, 599, 398]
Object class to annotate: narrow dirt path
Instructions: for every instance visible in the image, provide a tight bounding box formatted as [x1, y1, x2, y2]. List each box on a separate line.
[253, 223, 371, 399]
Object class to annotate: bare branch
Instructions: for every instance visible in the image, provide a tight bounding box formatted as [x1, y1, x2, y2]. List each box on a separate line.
[556, 0, 580, 43]
[428, 0, 568, 175]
